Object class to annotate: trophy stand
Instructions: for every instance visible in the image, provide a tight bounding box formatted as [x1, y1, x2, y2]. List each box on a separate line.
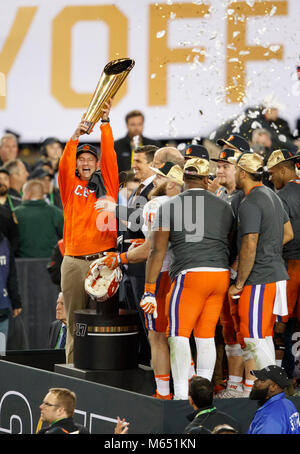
[73, 292, 140, 371]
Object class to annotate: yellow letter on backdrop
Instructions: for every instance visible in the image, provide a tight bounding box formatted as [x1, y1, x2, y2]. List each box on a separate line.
[148, 3, 210, 106]
[226, 1, 287, 103]
[0, 7, 37, 109]
[52, 6, 128, 108]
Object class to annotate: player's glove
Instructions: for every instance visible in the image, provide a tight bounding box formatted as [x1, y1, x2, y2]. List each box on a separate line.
[93, 252, 128, 271]
[140, 283, 157, 319]
[124, 238, 145, 251]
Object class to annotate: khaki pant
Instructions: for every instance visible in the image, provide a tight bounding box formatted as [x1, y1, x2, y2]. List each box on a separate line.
[61, 255, 94, 364]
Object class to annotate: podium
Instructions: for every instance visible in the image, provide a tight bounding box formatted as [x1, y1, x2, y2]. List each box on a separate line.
[73, 306, 140, 370]
[56, 293, 156, 396]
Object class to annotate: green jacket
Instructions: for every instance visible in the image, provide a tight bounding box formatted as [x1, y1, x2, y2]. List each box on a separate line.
[14, 200, 64, 258]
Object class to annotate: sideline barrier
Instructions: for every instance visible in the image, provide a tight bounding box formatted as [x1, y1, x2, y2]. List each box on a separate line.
[2, 359, 300, 434]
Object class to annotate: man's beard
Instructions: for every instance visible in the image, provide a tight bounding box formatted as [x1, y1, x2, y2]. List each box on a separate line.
[249, 385, 270, 406]
[149, 182, 168, 199]
[0, 184, 8, 196]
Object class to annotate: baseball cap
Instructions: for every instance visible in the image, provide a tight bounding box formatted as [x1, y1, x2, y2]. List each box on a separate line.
[42, 137, 62, 148]
[211, 148, 242, 163]
[266, 149, 300, 170]
[250, 365, 290, 389]
[184, 144, 209, 160]
[228, 152, 264, 174]
[76, 144, 98, 160]
[217, 134, 250, 153]
[0, 167, 9, 176]
[29, 167, 53, 180]
[183, 157, 210, 177]
[150, 161, 184, 186]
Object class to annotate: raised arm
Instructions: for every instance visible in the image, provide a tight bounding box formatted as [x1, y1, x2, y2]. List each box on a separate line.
[99, 99, 119, 202]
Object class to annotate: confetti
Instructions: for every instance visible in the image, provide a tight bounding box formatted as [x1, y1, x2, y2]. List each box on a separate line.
[270, 45, 280, 53]
[248, 110, 260, 119]
[251, 121, 262, 130]
[156, 30, 165, 39]
[278, 134, 287, 142]
[269, 6, 277, 16]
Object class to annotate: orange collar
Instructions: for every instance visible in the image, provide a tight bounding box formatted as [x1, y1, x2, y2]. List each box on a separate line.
[245, 183, 263, 196]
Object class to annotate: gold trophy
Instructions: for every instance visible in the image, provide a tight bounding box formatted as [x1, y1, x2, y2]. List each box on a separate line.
[83, 58, 135, 133]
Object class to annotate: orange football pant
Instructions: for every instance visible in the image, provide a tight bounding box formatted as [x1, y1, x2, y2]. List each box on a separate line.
[220, 295, 238, 345]
[145, 271, 171, 333]
[280, 260, 300, 323]
[165, 270, 230, 338]
[231, 283, 277, 349]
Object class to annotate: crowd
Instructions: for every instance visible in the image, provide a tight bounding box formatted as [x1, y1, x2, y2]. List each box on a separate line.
[1, 95, 300, 434]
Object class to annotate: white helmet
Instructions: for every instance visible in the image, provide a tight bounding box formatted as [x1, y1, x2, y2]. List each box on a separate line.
[84, 259, 122, 302]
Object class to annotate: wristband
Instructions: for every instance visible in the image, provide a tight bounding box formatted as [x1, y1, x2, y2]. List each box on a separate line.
[101, 118, 110, 123]
[119, 252, 128, 265]
[144, 282, 156, 294]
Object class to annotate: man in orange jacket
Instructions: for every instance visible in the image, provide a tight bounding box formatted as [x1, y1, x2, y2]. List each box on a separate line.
[59, 100, 119, 363]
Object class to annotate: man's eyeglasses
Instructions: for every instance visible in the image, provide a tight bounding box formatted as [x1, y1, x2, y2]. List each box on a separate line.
[41, 401, 60, 408]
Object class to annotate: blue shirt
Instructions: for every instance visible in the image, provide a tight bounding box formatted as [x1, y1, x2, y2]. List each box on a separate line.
[248, 392, 300, 434]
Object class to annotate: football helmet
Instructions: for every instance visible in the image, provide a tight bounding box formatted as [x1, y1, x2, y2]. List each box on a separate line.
[85, 259, 122, 302]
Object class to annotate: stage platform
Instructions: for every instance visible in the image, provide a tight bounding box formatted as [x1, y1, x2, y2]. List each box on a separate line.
[1, 350, 300, 434]
[55, 363, 156, 396]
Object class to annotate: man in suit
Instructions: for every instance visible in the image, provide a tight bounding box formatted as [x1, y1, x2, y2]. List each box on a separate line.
[48, 292, 67, 350]
[95, 144, 159, 365]
[114, 110, 161, 172]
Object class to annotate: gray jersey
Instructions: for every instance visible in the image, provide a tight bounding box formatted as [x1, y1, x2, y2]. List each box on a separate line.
[277, 180, 300, 260]
[155, 188, 234, 281]
[215, 186, 243, 206]
[237, 185, 289, 285]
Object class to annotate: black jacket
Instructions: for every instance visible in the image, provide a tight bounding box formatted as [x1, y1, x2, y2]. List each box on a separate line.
[114, 135, 161, 172]
[48, 319, 64, 349]
[0, 205, 19, 255]
[184, 406, 241, 434]
[0, 231, 22, 311]
[37, 417, 89, 434]
[213, 106, 298, 153]
[118, 181, 154, 277]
